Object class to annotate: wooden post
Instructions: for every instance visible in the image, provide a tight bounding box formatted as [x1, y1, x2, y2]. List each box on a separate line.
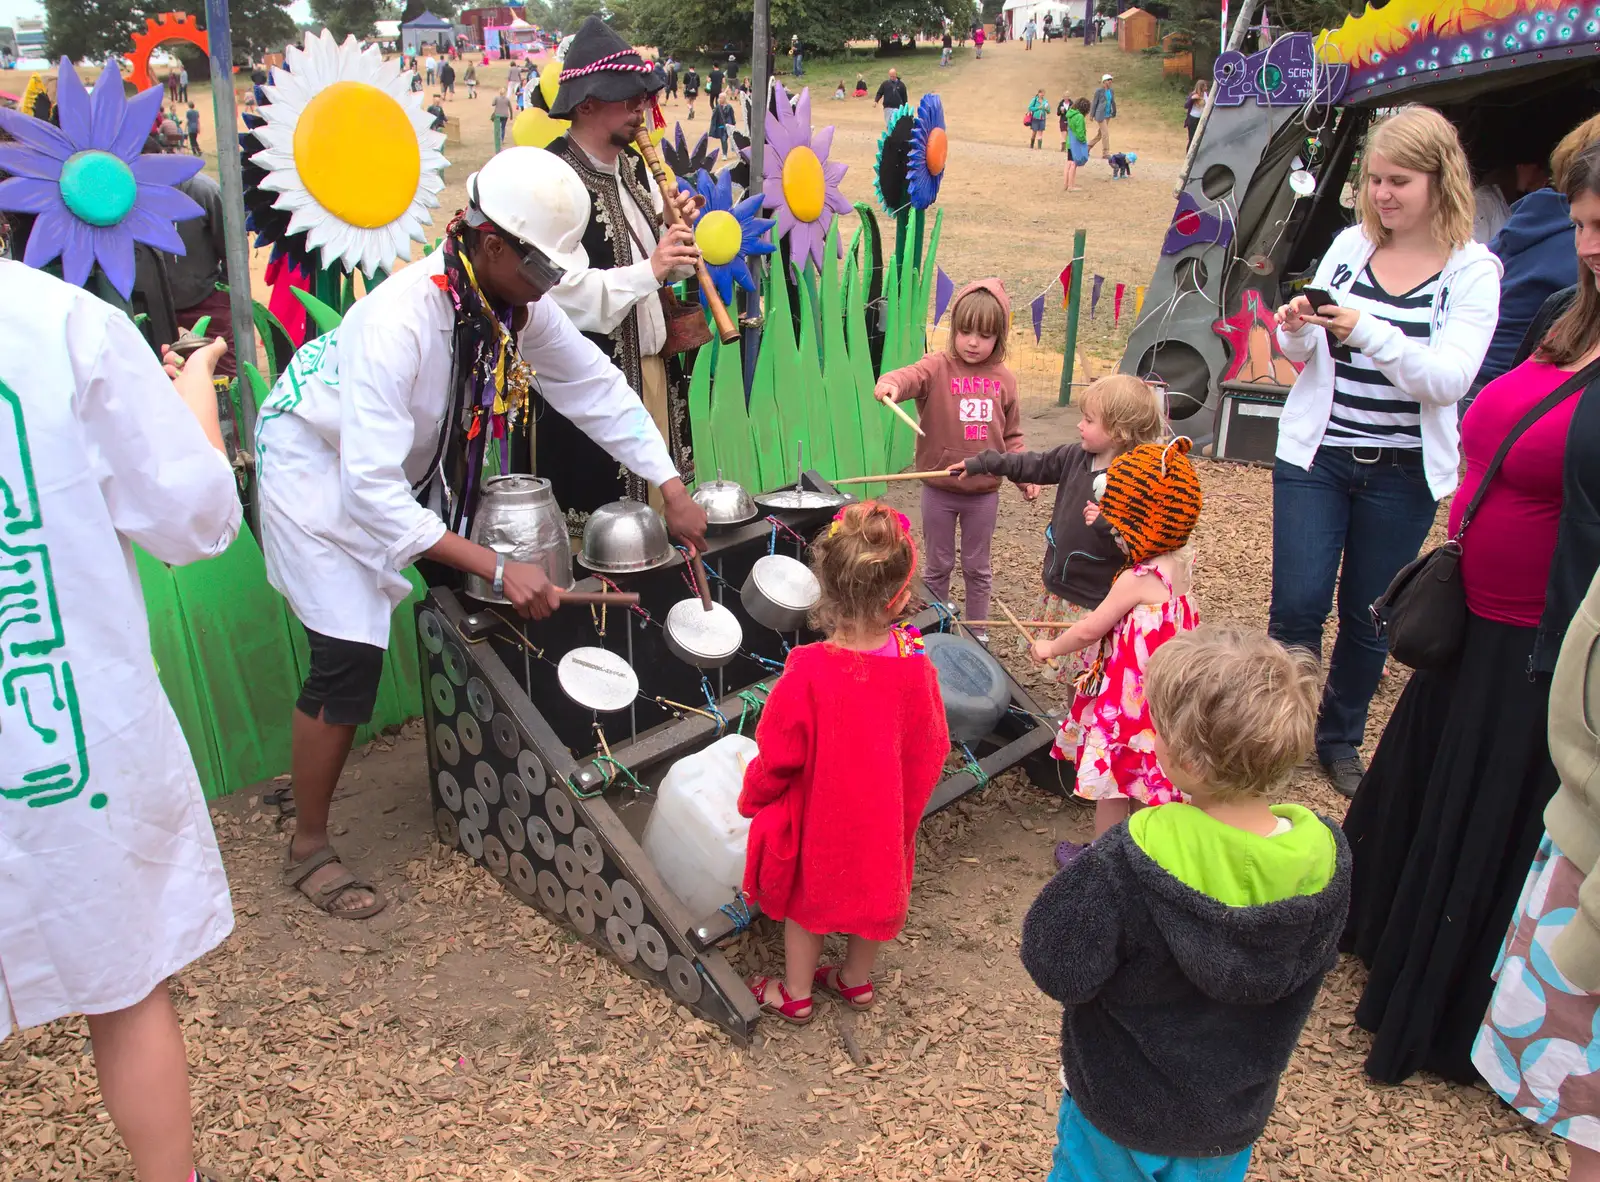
[1058, 229, 1086, 407]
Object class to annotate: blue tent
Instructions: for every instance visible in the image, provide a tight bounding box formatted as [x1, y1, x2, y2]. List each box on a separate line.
[401, 11, 455, 54]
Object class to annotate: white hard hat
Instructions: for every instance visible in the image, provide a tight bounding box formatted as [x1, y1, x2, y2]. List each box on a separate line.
[465, 147, 589, 272]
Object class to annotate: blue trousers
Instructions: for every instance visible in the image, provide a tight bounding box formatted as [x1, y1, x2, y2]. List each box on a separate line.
[1268, 446, 1438, 764]
[1047, 1094, 1252, 1182]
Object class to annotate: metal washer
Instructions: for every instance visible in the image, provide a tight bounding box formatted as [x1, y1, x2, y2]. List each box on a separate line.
[572, 826, 604, 875]
[503, 772, 531, 817]
[457, 712, 483, 756]
[419, 610, 445, 654]
[435, 723, 460, 766]
[466, 676, 495, 722]
[634, 922, 670, 972]
[666, 955, 703, 1004]
[498, 808, 526, 852]
[509, 852, 537, 899]
[544, 785, 575, 835]
[437, 770, 463, 812]
[517, 747, 547, 795]
[536, 869, 566, 914]
[527, 815, 556, 861]
[435, 807, 459, 849]
[611, 877, 644, 927]
[462, 786, 490, 831]
[493, 713, 520, 758]
[474, 760, 501, 805]
[554, 843, 584, 889]
[481, 832, 509, 878]
[582, 872, 613, 919]
[429, 673, 456, 718]
[566, 888, 597, 935]
[459, 821, 484, 860]
[605, 915, 638, 962]
[442, 641, 468, 686]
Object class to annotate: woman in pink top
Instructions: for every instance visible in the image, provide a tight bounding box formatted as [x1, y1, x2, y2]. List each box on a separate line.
[1340, 136, 1600, 1089]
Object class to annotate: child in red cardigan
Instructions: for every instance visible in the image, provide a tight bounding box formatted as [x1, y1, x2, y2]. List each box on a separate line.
[739, 503, 950, 1024]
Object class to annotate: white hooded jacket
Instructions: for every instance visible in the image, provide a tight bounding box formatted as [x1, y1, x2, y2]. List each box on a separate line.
[1274, 225, 1503, 499]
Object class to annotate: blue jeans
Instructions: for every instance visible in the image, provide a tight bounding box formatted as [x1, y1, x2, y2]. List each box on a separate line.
[1268, 446, 1438, 765]
[1048, 1094, 1252, 1182]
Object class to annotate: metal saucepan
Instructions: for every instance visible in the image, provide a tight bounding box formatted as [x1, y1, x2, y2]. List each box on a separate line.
[579, 500, 677, 574]
[664, 597, 743, 668]
[466, 475, 574, 603]
[742, 554, 820, 633]
[557, 647, 639, 713]
[693, 477, 759, 530]
[754, 487, 848, 512]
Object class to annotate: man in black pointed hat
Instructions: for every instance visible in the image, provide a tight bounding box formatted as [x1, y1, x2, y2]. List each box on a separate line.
[539, 15, 703, 529]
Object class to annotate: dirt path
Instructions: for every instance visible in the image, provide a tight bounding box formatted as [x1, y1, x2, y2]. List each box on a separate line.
[0, 42, 1566, 1182]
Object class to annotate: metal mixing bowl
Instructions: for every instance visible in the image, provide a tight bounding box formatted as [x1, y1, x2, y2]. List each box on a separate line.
[578, 500, 676, 574]
[692, 479, 758, 528]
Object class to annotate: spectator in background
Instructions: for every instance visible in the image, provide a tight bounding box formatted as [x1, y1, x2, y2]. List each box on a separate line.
[165, 170, 236, 377]
[853, 73, 868, 97]
[1088, 74, 1117, 159]
[683, 63, 700, 119]
[490, 89, 512, 152]
[790, 34, 803, 77]
[184, 101, 201, 156]
[1184, 79, 1209, 146]
[1023, 17, 1037, 48]
[707, 60, 724, 112]
[941, 29, 952, 65]
[875, 68, 908, 126]
[1477, 115, 1600, 389]
[427, 95, 447, 131]
[464, 59, 477, 98]
[974, 23, 986, 57]
[439, 58, 455, 98]
[177, 65, 189, 101]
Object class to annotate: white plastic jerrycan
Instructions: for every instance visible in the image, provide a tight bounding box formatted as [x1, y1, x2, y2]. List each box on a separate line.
[642, 733, 759, 921]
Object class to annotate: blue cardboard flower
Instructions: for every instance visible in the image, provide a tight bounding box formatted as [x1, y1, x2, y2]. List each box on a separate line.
[685, 167, 775, 308]
[907, 93, 948, 210]
[0, 58, 204, 298]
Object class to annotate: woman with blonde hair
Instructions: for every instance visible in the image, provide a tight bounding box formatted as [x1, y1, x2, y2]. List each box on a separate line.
[1271, 105, 1501, 799]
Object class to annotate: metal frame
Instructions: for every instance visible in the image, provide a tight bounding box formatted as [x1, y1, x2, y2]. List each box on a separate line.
[417, 480, 1057, 1041]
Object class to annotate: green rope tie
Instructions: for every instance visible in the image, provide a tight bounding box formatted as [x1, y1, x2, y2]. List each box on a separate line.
[736, 681, 773, 735]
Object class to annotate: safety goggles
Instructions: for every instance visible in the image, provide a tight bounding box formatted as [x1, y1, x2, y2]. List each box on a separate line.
[466, 181, 567, 298]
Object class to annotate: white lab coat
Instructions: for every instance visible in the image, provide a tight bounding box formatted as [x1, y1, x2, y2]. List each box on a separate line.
[0, 261, 241, 1035]
[255, 249, 678, 650]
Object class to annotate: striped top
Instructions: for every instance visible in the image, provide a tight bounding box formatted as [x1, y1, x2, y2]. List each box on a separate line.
[1323, 264, 1441, 449]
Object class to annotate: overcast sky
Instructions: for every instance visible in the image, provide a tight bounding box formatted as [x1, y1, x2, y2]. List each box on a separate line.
[2, 0, 315, 37]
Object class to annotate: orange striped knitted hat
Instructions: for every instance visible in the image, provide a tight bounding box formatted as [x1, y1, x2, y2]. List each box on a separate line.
[1098, 437, 1203, 565]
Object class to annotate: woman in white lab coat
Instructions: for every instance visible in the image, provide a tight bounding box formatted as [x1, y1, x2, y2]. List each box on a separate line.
[0, 259, 240, 1182]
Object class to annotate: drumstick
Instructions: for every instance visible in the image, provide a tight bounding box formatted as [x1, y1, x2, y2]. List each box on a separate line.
[994, 600, 1035, 644]
[634, 126, 740, 345]
[878, 396, 927, 437]
[833, 469, 958, 486]
[691, 553, 714, 612]
[961, 618, 1073, 629]
[557, 591, 641, 606]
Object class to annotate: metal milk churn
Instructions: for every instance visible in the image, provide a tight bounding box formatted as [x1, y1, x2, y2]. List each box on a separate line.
[464, 475, 574, 603]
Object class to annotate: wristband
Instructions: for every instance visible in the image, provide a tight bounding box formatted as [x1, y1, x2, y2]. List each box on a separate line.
[492, 553, 506, 598]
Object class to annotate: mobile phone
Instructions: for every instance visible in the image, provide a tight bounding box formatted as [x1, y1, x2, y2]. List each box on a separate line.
[1302, 286, 1339, 312]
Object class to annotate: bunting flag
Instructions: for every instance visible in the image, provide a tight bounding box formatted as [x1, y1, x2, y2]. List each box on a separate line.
[1059, 264, 1073, 307]
[1134, 285, 1147, 320]
[934, 268, 955, 325]
[1113, 282, 1126, 325]
[1090, 275, 1104, 318]
[1030, 293, 1046, 342]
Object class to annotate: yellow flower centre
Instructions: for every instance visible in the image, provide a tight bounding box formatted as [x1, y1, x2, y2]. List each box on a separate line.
[292, 81, 422, 229]
[695, 210, 743, 266]
[781, 146, 826, 223]
[925, 127, 949, 176]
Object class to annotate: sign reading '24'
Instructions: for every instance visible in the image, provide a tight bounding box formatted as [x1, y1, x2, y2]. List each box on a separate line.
[1213, 33, 1350, 108]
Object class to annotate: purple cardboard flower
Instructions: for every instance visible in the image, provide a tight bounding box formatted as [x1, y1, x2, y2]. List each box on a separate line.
[0, 58, 203, 299]
[761, 81, 850, 274]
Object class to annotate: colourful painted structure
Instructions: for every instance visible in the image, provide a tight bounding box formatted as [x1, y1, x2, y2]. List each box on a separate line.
[127, 11, 210, 94]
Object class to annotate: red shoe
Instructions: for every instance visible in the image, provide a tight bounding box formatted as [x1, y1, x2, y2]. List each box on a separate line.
[747, 975, 814, 1025]
[813, 964, 876, 1010]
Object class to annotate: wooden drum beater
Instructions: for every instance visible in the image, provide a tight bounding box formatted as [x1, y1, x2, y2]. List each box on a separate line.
[633, 125, 741, 344]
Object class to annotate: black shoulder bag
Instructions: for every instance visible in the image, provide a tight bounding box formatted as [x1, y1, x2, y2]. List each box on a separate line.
[1372, 355, 1600, 671]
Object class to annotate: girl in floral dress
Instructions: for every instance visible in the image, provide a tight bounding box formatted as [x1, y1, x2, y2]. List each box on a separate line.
[1028, 438, 1204, 864]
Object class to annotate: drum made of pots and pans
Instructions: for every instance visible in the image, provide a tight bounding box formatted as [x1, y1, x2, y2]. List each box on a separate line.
[922, 632, 1011, 743]
[664, 598, 743, 668]
[742, 554, 820, 633]
[557, 646, 639, 713]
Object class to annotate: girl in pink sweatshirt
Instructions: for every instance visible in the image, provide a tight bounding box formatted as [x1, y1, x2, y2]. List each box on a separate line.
[873, 279, 1034, 632]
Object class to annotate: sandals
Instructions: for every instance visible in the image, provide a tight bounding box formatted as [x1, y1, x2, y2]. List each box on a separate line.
[747, 975, 814, 1025]
[813, 964, 876, 1010]
[262, 784, 296, 830]
[284, 843, 387, 919]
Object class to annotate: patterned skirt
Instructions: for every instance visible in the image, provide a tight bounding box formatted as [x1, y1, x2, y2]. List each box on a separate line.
[1472, 832, 1600, 1151]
